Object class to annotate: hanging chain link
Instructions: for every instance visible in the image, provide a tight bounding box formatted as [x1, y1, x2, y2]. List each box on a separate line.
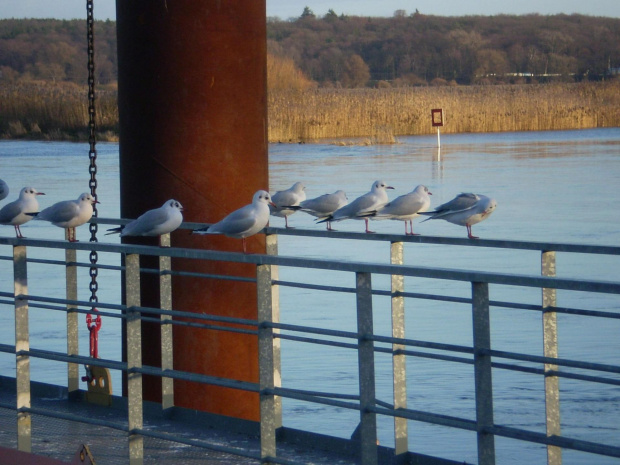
[87, 0, 99, 306]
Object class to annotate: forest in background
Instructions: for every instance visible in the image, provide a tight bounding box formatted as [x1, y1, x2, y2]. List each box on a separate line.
[1, 13, 620, 88]
[1, 15, 619, 142]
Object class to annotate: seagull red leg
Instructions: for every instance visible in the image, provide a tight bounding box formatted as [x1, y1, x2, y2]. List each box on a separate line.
[467, 225, 479, 239]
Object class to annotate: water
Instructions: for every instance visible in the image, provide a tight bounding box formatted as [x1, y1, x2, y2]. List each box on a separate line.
[1, 128, 619, 464]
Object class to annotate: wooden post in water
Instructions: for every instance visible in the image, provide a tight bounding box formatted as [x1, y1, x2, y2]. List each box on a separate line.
[116, 0, 268, 421]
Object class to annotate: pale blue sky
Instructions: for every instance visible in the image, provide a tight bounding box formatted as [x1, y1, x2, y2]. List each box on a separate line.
[1, 0, 619, 20]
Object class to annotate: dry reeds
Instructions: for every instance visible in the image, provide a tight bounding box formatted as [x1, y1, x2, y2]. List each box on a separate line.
[267, 81, 620, 143]
[2, 80, 619, 143]
[0, 81, 118, 141]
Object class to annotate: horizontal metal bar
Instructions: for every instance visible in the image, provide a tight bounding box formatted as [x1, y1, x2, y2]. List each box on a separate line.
[90, 217, 620, 256]
[488, 424, 620, 458]
[20, 405, 128, 432]
[140, 316, 258, 336]
[16, 348, 127, 372]
[485, 348, 620, 374]
[134, 365, 259, 393]
[369, 404, 478, 431]
[3, 236, 620, 293]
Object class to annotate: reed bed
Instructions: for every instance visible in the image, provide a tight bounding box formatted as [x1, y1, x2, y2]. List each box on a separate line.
[0, 81, 118, 141]
[267, 81, 620, 143]
[1, 81, 618, 142]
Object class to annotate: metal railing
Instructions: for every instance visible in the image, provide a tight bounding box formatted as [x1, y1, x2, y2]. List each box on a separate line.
[1, 220, 620, 465]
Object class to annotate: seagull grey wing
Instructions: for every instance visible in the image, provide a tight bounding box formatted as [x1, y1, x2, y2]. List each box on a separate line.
[126, 208, 169, 235]
[429, 193, 478, 214]
[301, 195, 339, 215]
[209, 205, 258, 235]
[347, 194, 378, 215]
[381, 194, 424, 217]
[39, 201, 79, 223]
[272, 190, 298, 207]
[0, 202, 22, 223]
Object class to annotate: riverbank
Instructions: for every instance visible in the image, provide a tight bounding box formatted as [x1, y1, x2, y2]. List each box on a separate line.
[1, 81, 619, 143]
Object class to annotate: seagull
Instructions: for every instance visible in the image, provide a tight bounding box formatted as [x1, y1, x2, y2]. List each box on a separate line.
[192, 190, 275, 253]
[270, 182, 306, 228]
[0, 179, 8, 201]
[33, 192, 99, 242]
[106, 199, 184, 246]
[317, 180, 394, 233]
[0, 187, 45, 238]
[366, 185, 432, 235]
[420, 193, 497, 239]
[290, 190, 348, 231]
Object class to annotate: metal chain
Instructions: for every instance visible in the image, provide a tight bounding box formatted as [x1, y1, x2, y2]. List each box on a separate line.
[87, 0, 99, 306]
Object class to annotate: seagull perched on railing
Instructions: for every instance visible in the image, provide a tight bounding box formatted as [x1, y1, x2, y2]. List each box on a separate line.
[317, 180, 394, 233]
[192, 190, 275, 253]
[0, 178, 8, 201]
[362, 184, 432, 235]
[419, 192, 497, 239]
[0, 187, 45, 238]
[286, 190, 348, 231]
[106, 199, 184, 247]
[270, 182, 306, 228]
[32, 192, 99, 242]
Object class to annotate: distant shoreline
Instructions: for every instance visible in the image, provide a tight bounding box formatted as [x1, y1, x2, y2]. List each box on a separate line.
[1, 80, 619, 143]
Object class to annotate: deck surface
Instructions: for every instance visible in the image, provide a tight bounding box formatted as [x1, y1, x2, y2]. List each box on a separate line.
[0, 381, 357, 465]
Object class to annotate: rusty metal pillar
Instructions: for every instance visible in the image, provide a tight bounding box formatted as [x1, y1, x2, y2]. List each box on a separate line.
[116, 0, 267, 421]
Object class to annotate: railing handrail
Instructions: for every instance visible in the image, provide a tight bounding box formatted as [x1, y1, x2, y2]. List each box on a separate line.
[90, 216, 620, 255]
[2, 223, 620, 465]
[1, 236, 619, 295]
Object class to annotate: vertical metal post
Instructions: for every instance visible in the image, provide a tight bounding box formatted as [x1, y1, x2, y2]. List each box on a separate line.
[66, 248, 79, 398]
[390, 241, 408, 458]
[542, 251, 561, 465]
[257, 263, 277, 461]
[159, 234, 174, 412]
[266, 233, 282, 427]
[472, 282, 495, 465]
[125, 254, 143, 465]
[356, 271, 378, 465]
[14, 245, 31, 452]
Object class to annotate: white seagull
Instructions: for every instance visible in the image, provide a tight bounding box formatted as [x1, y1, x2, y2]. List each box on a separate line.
[318, 180, 394, 233]
[193, 190, 275, 253]
[0, 187, 45, 238]
[0, 178, 8, 201]
[292, 190, 348, 231]
[420, 193, 497, 239]
[270, 182, 306, 228]
[34, 192, 99, 242]
[368, 185, 432, 235]
[106, 199, 184, 246]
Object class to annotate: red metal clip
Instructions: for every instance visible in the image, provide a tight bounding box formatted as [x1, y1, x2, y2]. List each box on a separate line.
[86, 309, 102, 359]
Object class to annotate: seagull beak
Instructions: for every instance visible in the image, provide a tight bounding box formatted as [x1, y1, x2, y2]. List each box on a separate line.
[37, 192, 46, 196]
[386, 186, 395, 190]
[428, 191, 433, 195]
[269, 201, 277, 208]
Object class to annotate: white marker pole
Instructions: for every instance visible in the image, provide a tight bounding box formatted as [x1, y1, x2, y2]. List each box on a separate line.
[437, 127, 441, 149]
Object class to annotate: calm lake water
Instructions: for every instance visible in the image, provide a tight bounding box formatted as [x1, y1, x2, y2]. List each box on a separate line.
[1, 128, 619, 464]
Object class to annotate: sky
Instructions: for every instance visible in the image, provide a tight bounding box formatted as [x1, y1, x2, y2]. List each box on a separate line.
[1, 0, 619, 21]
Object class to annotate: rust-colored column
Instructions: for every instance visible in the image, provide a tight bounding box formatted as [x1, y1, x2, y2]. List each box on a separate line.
[116, 0, 267, 421]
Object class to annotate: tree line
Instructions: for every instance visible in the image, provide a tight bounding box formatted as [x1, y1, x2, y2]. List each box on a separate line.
[268, 9, 620, 86]
[1, 12, 619, 88]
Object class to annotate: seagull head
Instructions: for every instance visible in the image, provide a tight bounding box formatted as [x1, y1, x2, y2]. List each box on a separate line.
[372, 180, 394, 192]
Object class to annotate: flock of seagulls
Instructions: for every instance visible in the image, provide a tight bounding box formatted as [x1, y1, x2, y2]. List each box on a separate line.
[0, 177, 497, 252]
[271, 180, 497, 239]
